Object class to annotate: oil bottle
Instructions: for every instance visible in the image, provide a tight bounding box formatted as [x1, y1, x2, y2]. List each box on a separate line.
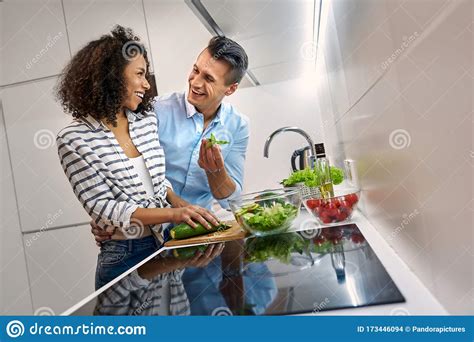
[315, 143, 334, 198]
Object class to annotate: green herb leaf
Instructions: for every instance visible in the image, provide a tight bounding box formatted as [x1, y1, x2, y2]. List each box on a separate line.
[206, 133, 229, 148]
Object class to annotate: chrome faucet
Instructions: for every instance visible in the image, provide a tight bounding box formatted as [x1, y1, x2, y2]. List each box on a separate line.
[263, 126, 316, 168]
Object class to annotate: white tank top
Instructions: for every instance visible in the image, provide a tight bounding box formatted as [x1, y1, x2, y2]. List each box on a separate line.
[130, 156, 170, 314]
[129, 155, 154, 197]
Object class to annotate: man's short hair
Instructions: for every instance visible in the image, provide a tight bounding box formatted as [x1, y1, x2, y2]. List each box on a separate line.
[207, 36, 249, 84]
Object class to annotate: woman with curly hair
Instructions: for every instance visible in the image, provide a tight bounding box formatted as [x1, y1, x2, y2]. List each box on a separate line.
[56, 25, 219, 290]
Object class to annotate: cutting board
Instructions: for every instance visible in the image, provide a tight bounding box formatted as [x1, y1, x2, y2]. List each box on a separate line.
[164, 220, 247, 247]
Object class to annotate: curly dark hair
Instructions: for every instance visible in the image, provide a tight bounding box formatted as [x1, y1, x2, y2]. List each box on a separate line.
[56, 25, 154, 126]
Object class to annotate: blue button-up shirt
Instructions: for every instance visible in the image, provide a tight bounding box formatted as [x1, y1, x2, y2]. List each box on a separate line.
[154, 92, 249, 209]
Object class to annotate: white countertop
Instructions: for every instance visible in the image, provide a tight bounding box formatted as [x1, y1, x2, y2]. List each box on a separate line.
[63, 209, 447, 316]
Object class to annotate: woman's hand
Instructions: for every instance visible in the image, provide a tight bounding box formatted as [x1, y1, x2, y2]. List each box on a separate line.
[171, 205, 220, 229]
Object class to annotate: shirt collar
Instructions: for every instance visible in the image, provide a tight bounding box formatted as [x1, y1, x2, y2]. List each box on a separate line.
[184, 91, 225, 125]
[82, 109, 144, 130]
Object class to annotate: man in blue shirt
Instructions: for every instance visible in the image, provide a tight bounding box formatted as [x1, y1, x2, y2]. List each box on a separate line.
[158, 36, 250, 211]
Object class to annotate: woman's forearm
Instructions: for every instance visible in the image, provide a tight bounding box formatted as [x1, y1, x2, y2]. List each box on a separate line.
[130, 207, 175, 226]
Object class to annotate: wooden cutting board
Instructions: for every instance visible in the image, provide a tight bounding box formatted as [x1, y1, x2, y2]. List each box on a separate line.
[164, 220, 247, 247]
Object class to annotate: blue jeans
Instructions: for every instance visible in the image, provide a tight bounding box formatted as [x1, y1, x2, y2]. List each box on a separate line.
[95, 235, 159, 290]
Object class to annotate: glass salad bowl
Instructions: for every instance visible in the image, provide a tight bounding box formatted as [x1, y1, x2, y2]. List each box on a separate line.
[229, 188, 302, 236]
[303, 188, 360, 225]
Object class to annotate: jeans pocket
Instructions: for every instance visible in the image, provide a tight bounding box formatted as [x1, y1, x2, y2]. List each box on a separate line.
[99, 250, 128, 266]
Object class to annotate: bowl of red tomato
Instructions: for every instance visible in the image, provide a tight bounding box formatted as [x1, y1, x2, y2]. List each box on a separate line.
[303, 189, 360, 224]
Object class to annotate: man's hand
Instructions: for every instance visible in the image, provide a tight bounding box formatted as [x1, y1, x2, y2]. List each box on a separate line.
[198, 139, 225, 173]
[90, 221, 114, 247]
[180, 243, 225, 268]
[171, 205, 220, 229]
[166, 188, 190, 208]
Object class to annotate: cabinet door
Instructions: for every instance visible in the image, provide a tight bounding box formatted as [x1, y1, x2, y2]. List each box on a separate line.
[24, 224, 98, 315]
[63, 0, 151, 62]
[2, 78, 89, 232]
[143, 0, 211, 94]
[0, 0, 70, 86]
[0, 102, 33, 315]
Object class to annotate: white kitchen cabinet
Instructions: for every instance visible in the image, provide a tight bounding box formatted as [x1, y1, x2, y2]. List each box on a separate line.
[24, 224, 98, 315]
[1, 78, 89, 233]
[62, 0, 151, 66]
[143, 0, 211, 94]
[0, 0, 71, 86]
[0, 102, 33, 315]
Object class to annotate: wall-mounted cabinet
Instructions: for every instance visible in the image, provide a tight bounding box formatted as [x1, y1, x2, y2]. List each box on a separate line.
[24, 224, 98, 315]
[62, 0, 151, 67]
[0, 103, 33, 315]
[0, 0, 71, 86]
[2, 78, 88, 232]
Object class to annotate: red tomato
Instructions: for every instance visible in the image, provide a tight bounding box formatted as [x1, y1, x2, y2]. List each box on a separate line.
[319, 211, 332, 224]
[326, 208, 339, 218]
[351, 233, 365, 244]
[338, 200, 353, 217]
[344, 193, 359, 205]
[339, 200, 351, 209]
[335, 211, 348, 221]
[313, 236, 327, 246]
[306, 199, 322, 210]
[321, 216, 333, 224]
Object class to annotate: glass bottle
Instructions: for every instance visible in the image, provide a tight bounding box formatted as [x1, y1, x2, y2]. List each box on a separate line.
[315, 143, 334, 198]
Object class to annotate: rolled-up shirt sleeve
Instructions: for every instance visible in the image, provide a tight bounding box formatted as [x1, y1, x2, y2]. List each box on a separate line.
[57, 136, 138, 229]
[217, 120, 250, 209]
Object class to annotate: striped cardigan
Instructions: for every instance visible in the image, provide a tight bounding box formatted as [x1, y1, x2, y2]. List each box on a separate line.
[93, 267, 190, 316]
[56, 110, 170, 241]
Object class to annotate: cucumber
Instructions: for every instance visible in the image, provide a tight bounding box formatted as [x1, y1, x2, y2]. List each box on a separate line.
[235, 203, 259, 217]
[169, 222, 231, 240]
[172, 245, 208, 259]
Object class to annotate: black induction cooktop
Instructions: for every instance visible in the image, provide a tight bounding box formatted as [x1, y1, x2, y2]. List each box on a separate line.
[70, 224, 405, 316]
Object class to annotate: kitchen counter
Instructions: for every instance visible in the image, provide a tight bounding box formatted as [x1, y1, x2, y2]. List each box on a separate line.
[63, 210, 446, 316]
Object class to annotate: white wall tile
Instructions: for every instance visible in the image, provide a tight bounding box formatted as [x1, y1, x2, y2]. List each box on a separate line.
[0, 100, 33, 314]
[24, 224, 98, 315]
[2, 78, 89, 232]
[0, 0, 70, 86]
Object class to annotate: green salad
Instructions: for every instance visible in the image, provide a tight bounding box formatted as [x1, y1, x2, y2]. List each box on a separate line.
[235, 201, 298, 232]
[245, 233, 309, 264]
